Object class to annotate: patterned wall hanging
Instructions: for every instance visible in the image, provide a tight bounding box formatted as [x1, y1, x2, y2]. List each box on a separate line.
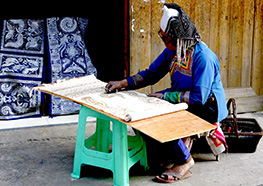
[46, 17, 97, 115]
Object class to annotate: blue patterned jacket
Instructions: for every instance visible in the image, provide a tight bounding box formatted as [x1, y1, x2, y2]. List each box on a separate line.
[126, 42, 228, 122]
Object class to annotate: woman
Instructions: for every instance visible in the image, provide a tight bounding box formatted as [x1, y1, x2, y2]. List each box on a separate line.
[105, 3, 228, 183]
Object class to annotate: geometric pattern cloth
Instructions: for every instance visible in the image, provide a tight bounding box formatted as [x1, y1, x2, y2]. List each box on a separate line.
[0, 19, 44, 120]
[46, 17, 97, 115]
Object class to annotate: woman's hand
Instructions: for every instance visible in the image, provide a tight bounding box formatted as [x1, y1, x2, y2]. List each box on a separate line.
[147, 93, 163, 99]
[105, 79, 128, 93]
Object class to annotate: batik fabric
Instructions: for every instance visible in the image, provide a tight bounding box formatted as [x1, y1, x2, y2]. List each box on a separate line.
[46, 17, 97, 115]
[0, 19, 44, 119]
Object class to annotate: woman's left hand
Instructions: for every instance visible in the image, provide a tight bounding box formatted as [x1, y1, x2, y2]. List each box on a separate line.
[147, 93, 163, 99]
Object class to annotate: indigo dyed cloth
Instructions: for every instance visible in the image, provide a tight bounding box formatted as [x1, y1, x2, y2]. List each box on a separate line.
[46, 17, 97, 115]
[0, 19, 44, 120]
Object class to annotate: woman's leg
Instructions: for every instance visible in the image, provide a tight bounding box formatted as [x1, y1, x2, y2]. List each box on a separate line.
[155, 140, 194, 183]
[142, 134, 191, 165]
[171, 138, 191, 164]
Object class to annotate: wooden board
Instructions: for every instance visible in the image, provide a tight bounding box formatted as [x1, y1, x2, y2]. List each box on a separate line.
[126, 110, 215, 143]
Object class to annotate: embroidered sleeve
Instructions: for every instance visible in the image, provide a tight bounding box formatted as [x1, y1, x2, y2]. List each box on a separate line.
[126, 74, 145, 89]
[179, 91, 190, 104]
[164, 91, 190, 105]
[128, 74, 144, 86]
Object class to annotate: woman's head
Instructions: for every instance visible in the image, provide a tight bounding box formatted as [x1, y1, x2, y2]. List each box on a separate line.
[159, 3, 201, 51]
[160, 3, 201, 41]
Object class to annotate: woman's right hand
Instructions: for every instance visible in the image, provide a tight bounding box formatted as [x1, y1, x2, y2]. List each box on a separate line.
[105, 79, 128, 93]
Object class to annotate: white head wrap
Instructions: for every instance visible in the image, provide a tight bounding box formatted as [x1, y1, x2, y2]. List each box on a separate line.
[160, 5, 179, 33]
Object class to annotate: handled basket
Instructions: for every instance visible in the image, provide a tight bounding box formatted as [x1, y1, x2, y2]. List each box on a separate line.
[220, 98, 263, 153]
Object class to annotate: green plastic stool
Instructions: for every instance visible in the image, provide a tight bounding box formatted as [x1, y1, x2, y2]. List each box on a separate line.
[71, 105, 149, 186]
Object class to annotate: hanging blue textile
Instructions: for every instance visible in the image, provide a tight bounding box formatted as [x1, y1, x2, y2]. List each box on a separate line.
[46, 17, 97, 115]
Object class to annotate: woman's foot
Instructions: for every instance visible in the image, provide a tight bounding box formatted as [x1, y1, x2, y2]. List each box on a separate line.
[155, 156, 195, 183]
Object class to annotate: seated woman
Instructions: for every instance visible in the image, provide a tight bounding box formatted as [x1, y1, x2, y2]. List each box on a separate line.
[105, 3, 227, 183]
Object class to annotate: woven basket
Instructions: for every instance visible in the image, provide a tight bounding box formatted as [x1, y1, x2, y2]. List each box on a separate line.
[220, 98, 263, 153]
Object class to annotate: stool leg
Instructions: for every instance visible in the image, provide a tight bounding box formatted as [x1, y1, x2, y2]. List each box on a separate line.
[71, 107, 87, 179]
[140, 140, 149, 170]
[112, 120, 129, 186]
[96, 118, 111, 152]
[136, 131, 149, 170]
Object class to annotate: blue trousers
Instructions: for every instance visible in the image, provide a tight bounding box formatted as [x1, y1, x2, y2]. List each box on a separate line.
[141, 134, 190, 165]
[174, 139, 191, 163]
